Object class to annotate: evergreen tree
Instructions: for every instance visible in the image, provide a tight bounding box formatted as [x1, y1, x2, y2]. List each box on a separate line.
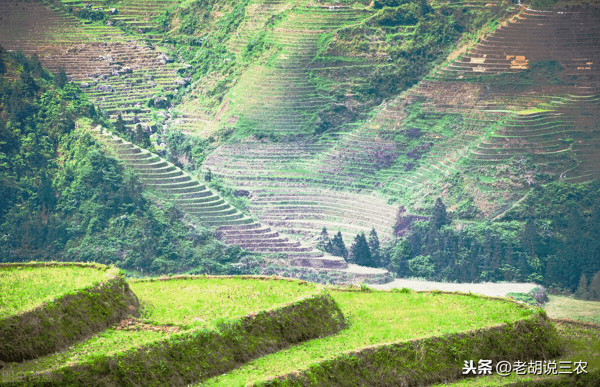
[332, 231, 348, 259]
[204, 168, 212, 182]
[316, 227, 334, 254]
[115, 113, 126, 135]
[431, 197, 451, 230]
[29, 53, 44, 79]
[589, 271, 600, 301]
[132, 124, 151, 149]
[522, 217, 536, 259]
[0, 45, 5, 75]
[368, 227, 381, 267]
[351, 232, 373, 267]
[56, 66, 68, 89]
[575, 273, 588, 300]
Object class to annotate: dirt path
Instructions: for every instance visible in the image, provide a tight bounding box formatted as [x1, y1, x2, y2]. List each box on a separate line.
[370, 279, 538, 297]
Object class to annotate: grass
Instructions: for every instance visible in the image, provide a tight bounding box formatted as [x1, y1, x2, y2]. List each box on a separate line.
[0, 265, 109, 319]
[543, 295, 600, 325]
[129, 277, 320, 328]
[428, 321, 600, 386]
[1, 276, 320, 377]
[199, 290, 535, 386]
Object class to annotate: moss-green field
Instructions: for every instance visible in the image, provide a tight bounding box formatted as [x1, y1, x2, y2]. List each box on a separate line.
[544, 296, 600, 325]
[429, 321, 600, 386]
[0, 264, 110, 319]
[200, 290, 535, 386]
[1, 276, 319, 378]
[129, 277, 319, 328]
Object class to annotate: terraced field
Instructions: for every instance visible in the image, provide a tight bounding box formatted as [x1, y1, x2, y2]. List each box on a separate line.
[0, 0, 185, 128]
[92, 126, 392, 281]
[363, 5, 600, 216]
[2, 265, 571, 387]
[0, 272, 345, 386]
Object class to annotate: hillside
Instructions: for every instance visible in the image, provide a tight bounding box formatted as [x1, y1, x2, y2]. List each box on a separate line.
[0, 0, 599, 294]
[3, 263, 586, 387]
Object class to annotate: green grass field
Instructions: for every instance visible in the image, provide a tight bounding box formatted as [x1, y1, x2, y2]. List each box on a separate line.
[429, 321, 600, 386]
[199, 290, 535, 386]
[0, 264, 110, 319]
[1, 276, 320, 378]
[129, 277, 320, 328]
[544, 296, 600, 325]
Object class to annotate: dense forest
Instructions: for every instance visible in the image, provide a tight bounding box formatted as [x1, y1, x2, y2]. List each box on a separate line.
[0, 49, 247, 276]
[378, 190, 600, 298]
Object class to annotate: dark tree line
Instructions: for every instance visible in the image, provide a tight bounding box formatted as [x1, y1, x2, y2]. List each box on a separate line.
[316, 227, 382, 268]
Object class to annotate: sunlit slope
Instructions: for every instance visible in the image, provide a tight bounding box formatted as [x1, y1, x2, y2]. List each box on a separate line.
[0, 275, 346, 386]
[92, 127, 346, 267]
[199, 290, 555, 387]
[93, 127, 391, 281]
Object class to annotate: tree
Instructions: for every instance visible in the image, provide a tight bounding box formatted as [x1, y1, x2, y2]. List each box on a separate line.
[204, 168, 212, 182]
[115, 113, 126, 135]
[56, 67, 68, 89]
[408, 254, 435, 278]
[332, 231, 348, 259]
[0, 45, 5, 75]
[575, 273, 588, 300]
[522, 217, 536, 259]
[431, 197, 451, 230]
[589, 271, 600, 301]
[350, 232, 373, 267]
[368, 227, 381, 267]
[316, 227, 333, 254]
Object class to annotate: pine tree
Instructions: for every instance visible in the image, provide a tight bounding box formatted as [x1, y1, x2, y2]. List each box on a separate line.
[575, 273, 588, 300]
[332, 231, 347, 259]
[431, 198, 451, 230]
[316, 227, 333, 254]
[522, 218, 536, 259]
[115, 113, 126, 135]
[56, 66, 68, 89]
[368, 227, 381, 267]
[331, 231, 348, 259]
[0, 45, 5, 75]
[589, 271, 600, 301]
[351, 232, 373, 267]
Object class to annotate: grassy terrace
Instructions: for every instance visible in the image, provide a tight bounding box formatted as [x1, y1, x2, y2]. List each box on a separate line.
[1, 276, 320, 378]
[428, 300, 600, 386]
[0, 264, 110, 319]
[200, 290, 535, 386]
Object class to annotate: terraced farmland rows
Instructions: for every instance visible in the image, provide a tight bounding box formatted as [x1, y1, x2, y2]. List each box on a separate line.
[439, 8, 600, 77]
[171, 3, 371, 136]
[56, 0, 174, 36]
[203, 137, 399, 244]
[0, 0, 185, 128]
[91, 127, 397, 280]
[353, 5, 600, 217]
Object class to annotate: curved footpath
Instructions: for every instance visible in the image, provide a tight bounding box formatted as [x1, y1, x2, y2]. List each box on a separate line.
[370, 279, 538, 297]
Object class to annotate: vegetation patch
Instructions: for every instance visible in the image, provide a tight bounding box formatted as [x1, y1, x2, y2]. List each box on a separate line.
[201, 289, 547, 386]
[428, 320, 600, 386]
[0, 51, 247, 277]
[0, 276, 345, 386]
[0, 262, 139, 362]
